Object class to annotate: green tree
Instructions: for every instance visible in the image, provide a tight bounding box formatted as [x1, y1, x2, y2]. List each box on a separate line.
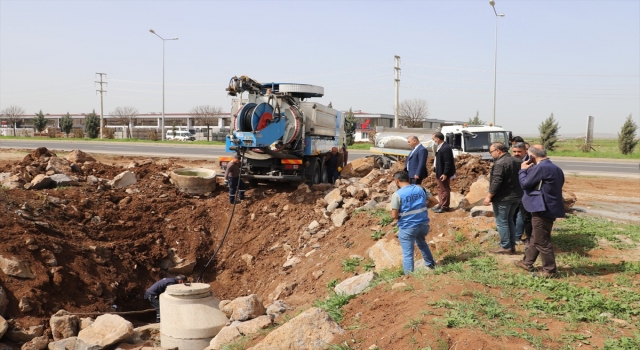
[344, 107, 357, 146]
[538, 113, 560, 151]
[618, 114, 638, 155]
[468, 110, 485, 125]
[85, 110, 100, 138]
[33, 110, 48, 133]
[60, 112, 73, 137]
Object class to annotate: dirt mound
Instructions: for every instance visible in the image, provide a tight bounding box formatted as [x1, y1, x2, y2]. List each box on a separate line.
[381, 154, 492, 195]
[21, 147, 57, 165]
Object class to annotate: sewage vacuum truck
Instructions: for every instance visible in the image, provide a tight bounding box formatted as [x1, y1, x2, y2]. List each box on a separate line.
[370, 124, 513, 168]
[219, 76, 350, 184]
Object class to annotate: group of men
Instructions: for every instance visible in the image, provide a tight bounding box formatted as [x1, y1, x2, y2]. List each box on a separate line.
[486, 137, 565, 278]
[395, 134, 565, 278]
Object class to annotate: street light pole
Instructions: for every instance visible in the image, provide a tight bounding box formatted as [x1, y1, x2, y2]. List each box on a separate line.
[489, 0, 504, 126]
[149, 29, 178, 141]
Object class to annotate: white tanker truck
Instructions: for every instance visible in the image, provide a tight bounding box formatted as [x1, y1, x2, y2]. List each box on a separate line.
[370, 124, 513, 168]
[219, 76, 352, 184]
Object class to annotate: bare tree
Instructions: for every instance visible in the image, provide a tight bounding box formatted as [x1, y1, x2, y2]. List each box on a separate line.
[1, 105, 26, 136]
[111, 106, 138, 138]
[399, 98, 429, 128]
[190, 105, 223, 141]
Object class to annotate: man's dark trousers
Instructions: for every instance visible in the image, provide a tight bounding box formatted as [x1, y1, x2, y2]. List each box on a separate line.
[327, 167, 340, 184]
[436, 178, 451, 209]
[524, 213, 557, 273]
[228, 177, 245, 204]
[146, 295, 160, 322]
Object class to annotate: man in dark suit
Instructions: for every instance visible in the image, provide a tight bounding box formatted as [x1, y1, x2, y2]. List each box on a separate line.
[432, 132, 455, 213]
[513, 145, 565, 278]
[404, 135, 429, 185]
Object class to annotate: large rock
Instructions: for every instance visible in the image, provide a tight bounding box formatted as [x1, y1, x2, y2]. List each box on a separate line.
[108, 171, 137, 189]
[0, 254, 36, 279]
[460, 176, 490, 209]
[366, 238, 402, 272]
[46, 157, 72, 175]
[50, 310, 79, 341]
[206, 326, 240, 350]
[334, 272, 375, 296]
[126, 324, 160, 345]
[6, 325, 44, 343]
[48, 337, 77, 350]
[30, 174, 53, 190]
[0, 315, 8, 339]
[220, 294, 266, 322]
[331, 208, 349, 227]
[342, 198, 360, 210]
[359, 169, 381, 186]
[341, 157, 375, 178]
[266, 300, 288, 316]
[206, 315, 275, 348]
[470, 205, 494, 217]
[442, 192, 464, 210]
[248, 308, 343, 350]
[21, 335, 49, 350]
[563, 190, 577, 211]
[75, 314, 134, 350]
[0, 172, 11, 183]
[49, 174, 79, 187]
[323, 189, 343, 208]
[267, 282, 297, 303]
[167, 260, 196, 275]
[65, 150, 95, 164]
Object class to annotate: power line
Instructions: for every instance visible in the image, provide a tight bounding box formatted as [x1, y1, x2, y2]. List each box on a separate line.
[404, 62, 640, 77]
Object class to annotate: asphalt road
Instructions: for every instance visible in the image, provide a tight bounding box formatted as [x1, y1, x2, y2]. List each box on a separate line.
[1, 140, 639, 177]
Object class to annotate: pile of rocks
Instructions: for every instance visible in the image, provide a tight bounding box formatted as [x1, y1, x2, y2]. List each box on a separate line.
[0, 309, 162, 350]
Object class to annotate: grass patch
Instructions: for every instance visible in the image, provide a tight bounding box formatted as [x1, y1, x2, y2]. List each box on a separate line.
[342, 257, 362, 273]
[554, 215, 640, 253]
[370, 230, 385, 240]
[602, 333, 640, 350]
[312, 293, 356, 323]
[369, 266, 404, 288]
[524, 137, 640, 159]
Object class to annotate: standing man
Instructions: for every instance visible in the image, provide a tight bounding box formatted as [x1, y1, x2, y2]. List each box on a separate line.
[325, 147, 344, 184]
[513, 145, 565, 278]
[484, 142, 523, 254]
[432, 132, 455, 213]
[144, 275, 185, 323]
[390, 171, 436, 274]
[224, 155, 245, 204]
[404, 136, 429, 185]
[511, 142, 532, 245]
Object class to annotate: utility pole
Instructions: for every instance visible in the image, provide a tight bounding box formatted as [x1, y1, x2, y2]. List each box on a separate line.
[95, 73, 107, 139]
[394, 55, 401, 128]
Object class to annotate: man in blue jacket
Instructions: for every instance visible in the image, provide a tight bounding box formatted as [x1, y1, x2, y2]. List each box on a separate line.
[391, 171, 436, 274]
[144, 275, 185, 322]
[513, 145, 565, 278]
[405, 136, 429, 185]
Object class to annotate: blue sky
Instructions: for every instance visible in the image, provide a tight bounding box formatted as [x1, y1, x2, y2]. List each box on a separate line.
[1, 0, 638, 135]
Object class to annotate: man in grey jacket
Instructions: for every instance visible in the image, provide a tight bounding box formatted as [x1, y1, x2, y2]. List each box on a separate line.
[484, 142, 523, 254]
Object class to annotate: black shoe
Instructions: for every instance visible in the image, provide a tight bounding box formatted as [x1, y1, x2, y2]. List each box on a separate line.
[427, 264, 437, 270]
[432, 208, 444, 213]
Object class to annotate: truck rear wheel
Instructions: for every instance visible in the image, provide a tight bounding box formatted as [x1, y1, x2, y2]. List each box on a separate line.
[305, 158, 322, 185]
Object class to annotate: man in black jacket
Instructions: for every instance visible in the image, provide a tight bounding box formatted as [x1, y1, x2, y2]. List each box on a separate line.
[432, 132, 455, 213]
[144, 275, 185, 322]
[483, 142, 523, 254]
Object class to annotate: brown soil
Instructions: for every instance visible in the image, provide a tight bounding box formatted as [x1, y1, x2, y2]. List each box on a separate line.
[1, 148, 638, 349]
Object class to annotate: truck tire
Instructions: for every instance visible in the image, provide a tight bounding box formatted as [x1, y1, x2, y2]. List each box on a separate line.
[320, 161, 329, 183]
[305, 158, 322, 185]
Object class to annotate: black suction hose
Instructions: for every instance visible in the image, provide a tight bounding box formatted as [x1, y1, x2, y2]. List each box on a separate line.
[196, 148, 246, 283]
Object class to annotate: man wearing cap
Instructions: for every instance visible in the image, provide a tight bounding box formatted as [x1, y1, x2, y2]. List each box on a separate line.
[144, 275, 185, 323]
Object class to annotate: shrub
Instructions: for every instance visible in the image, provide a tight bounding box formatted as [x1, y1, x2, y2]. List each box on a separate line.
[103, 127, 115, 139]
[85, 111, 100, 139]
[47, 127, 57, 138]
[618, 114, 638, 155]
[148, 129, 159, 141]
[72, 129, 84, 138]
[538, 113, 560, 151]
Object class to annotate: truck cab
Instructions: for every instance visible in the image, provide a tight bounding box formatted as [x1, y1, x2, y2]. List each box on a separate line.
[441, 125, 511, 160]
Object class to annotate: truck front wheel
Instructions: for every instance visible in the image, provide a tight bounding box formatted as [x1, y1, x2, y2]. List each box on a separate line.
[305, 158, 322, 184]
